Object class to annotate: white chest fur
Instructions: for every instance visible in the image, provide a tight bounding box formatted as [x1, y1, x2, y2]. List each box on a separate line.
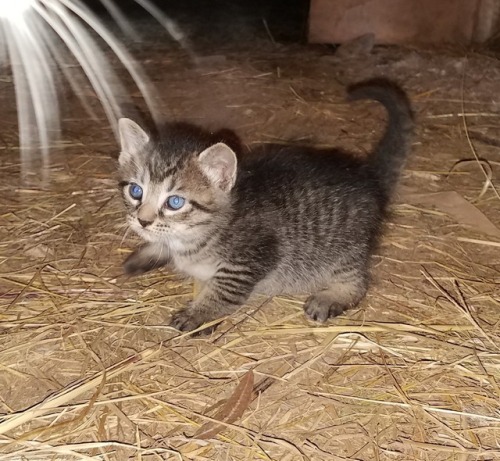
[174, 256, 217, 281]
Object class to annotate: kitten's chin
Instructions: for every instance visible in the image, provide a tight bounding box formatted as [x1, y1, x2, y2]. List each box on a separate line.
[139, 232, 155, 243]
[135, 228, 172, 246]
[130, 225, 156, 243]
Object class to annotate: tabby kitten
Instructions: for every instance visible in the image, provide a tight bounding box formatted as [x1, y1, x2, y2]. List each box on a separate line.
[118, 78, 413, 333]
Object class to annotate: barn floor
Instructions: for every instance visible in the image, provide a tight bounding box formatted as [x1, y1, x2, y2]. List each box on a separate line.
[1, 10, 500, 461]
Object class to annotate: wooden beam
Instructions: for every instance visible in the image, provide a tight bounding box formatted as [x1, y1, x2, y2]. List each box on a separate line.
[308, 0, 500, 45]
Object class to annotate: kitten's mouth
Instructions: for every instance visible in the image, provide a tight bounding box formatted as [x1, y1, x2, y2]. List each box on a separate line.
[131, 223, 172, 244]
[128, 219, 154, 240]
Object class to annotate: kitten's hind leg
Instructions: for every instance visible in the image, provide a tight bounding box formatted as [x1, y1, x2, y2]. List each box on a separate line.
[304, 268, 369, 322]
[124, 242, 171, 276]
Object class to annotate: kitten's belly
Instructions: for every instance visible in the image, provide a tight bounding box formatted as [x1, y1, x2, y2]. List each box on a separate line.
[255, 267, 329, 296]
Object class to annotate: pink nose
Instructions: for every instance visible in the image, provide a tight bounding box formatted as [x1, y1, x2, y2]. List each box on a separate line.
[138, 218, 153, 228]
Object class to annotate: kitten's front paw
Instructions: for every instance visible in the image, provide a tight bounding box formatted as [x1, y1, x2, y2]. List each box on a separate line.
[303, 293, 347, 323]
[124, 250, 149, 276]
[123, 244, 170, 276]
[170, 307, 216, 335]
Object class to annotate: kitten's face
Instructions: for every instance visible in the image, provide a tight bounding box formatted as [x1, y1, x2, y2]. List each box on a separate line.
[120, 156, 220, 244]
[117, 119, 237, 248]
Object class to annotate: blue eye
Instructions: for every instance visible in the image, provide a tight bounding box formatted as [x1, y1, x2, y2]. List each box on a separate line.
[129, 183, 143, 200]
[166, 195, 185, 210]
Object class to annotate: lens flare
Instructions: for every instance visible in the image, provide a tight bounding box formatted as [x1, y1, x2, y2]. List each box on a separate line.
[0, 0, 192, 183]
[0, 0, 34, 19]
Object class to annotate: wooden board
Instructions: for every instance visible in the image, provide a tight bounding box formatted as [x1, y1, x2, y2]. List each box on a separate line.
[308, 0, 500, 45]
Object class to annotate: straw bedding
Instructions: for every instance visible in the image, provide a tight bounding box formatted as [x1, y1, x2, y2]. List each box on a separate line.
[1, 40, 499, 460]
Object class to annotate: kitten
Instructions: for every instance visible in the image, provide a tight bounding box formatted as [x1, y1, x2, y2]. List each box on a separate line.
[117, 78, 414, 333]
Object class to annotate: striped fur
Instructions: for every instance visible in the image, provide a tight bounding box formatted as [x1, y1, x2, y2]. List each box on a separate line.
[118, 79, 414, 333]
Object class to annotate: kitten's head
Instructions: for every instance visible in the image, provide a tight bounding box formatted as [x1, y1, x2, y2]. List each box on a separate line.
[117, 118, 237, 246]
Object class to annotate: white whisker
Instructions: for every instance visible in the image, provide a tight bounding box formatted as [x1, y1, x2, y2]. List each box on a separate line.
[133, 0, 195, 59]
[98, 0, 136, 39]
[120, 225, 131, 247]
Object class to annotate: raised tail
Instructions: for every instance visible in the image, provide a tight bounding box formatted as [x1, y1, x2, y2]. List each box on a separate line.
[347, 78, 414, 197]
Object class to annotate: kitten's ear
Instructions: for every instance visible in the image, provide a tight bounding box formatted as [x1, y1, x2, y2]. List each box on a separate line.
[197, 143, 237, 192]
[118, 118, 149, 165]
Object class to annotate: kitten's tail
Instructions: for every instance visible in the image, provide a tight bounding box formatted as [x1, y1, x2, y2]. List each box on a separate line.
[347, 78, 414, 197]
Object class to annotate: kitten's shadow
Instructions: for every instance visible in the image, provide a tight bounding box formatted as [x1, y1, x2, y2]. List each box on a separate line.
[155, 121, 247, 158]
[245, 140, 362, 166]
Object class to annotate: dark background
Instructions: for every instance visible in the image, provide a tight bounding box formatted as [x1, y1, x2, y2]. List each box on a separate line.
[85, 0, 311, 44]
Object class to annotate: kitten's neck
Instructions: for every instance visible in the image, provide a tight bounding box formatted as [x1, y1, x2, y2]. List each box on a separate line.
[169, 212, 230, 258]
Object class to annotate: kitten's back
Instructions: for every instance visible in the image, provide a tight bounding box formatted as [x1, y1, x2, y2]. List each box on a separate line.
[226, 80, 414, 293]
